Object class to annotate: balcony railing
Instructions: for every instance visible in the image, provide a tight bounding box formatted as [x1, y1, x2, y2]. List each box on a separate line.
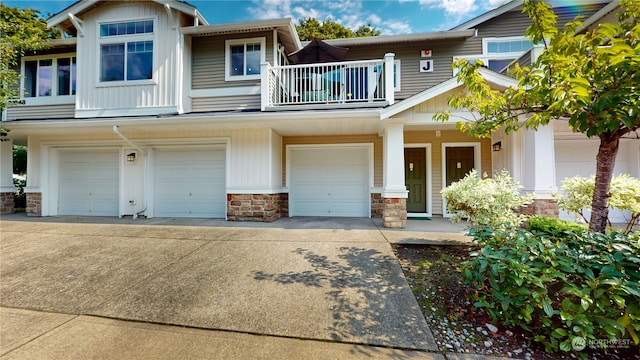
[261, 53, 395, 110]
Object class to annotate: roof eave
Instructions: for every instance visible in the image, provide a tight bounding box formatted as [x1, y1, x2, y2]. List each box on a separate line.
[47, 0, 208, 28]
[323, 29, 477, 47]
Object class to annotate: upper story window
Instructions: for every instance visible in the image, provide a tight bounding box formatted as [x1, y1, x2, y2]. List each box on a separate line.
[225, 37, 265, 81]
[99, 19, 154, 83]
[22, 55, 76, 98]
[484, 38, 534, 55]
[456, 36, 535, 73]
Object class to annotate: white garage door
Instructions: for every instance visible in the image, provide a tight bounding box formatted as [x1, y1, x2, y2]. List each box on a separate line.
[555, 140, 631, 223]
[58, 150, 119, 216]
[290, 147, 369, 217]
[153, 147, 226, 218]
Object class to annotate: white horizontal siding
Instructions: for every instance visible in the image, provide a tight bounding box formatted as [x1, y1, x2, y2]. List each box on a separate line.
[191, 95, 261, 112]
[5, 104, 75, 120]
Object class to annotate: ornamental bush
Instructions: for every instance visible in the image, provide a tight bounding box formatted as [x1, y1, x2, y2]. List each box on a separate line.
[441, 169, 534, 228]
[555, 174, 640, 234]
[463, 225, 640, 353]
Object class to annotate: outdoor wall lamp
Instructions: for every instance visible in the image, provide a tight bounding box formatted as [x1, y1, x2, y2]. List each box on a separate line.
[492, 141, 502, 152]
[126, 152, 137, 162]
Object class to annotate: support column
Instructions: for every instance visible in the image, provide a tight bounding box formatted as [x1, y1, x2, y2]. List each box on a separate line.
[0, 140, 16, 214]
[519, 125, 559, 217]
[382, 124, 408, 228]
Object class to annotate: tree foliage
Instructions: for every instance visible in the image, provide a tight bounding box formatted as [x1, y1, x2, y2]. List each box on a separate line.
[0, 4, 54, 112]
[435, 0, 640, 233]
[296, 17, 380, 41]
[1, 4, 56, 141]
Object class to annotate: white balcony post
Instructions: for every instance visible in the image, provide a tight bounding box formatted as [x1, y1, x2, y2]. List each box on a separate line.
[260, 62, 270, 111]
[384, 53, 395, 105]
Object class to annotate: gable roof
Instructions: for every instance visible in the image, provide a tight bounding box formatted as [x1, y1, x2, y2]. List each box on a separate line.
[48, 0, 208, 34]
[380, 68, 517, 120]
[450, 0, 613, 31]
[181, 18, 301, 54]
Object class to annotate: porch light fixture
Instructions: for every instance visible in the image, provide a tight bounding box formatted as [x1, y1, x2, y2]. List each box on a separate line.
[126, 152, 136, 162]
[492, 141, 502, 152]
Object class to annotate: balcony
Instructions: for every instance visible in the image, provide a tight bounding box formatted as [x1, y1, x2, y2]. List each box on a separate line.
[261, 53, 396, 111]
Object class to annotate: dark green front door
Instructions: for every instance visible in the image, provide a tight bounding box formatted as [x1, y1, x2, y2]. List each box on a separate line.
[445, 146, 475, 187]
[405, 148, 427, 213]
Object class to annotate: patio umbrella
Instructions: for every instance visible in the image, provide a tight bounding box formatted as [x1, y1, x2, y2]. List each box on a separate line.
[288, 39, 349, 64]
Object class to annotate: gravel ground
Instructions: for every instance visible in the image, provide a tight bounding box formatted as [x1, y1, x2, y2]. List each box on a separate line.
[392, 244, 640, 360]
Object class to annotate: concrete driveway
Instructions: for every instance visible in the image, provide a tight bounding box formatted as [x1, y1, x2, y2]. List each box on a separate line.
[1, 216, 441, 357]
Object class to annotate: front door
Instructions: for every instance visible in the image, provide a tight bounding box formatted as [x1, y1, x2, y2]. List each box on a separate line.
[405, 148, 427, 213]
[445, 146, 475, 187]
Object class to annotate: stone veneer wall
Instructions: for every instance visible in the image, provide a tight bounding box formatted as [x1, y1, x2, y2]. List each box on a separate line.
[26, 192, 42, 216]
[382, 198, 407, 228]
[0, 192, 15, 215]
[371, 194, 383, 218]
[227, 194, 287, 222]
[518, 199, 559, 217]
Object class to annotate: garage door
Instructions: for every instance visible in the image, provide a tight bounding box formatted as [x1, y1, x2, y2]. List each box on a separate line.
[555, 140, 629, 223]
[290, 147, 369, 217]
[58, 150, 119, 216]
[153, 147, 226, 218]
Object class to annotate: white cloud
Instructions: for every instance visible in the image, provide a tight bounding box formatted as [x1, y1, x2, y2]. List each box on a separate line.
[248, 0, 293, 19]
[419, 0, 478, 16]
[383, 20, 412, 34]
[487, 0, 511, 7]
[292, 6, 321, 19]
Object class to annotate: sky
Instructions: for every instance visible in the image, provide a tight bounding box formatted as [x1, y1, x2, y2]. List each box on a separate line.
[2, 0, 514, 34]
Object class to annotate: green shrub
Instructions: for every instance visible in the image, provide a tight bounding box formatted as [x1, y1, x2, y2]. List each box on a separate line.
[528, 215, 588, 236]
[441, 169, 534, 228]
[463, 225, 640, 353]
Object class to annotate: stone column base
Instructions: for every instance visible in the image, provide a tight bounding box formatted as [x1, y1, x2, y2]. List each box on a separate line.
[519, 199, 559, 217]
[382, 198, 407, 228]
[227, 194, 286, 222]
[1, 192, 15, 215]
[26, 192, 42, 217]
[371, 194, 383, 218]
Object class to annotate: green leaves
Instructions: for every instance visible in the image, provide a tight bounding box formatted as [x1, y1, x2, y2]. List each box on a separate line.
[464, 225, 640, 352]
[441, 169, 534, 228]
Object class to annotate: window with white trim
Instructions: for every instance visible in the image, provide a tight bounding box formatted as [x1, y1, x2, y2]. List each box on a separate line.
[225, 37, 266, 81]
[99, 19, 154, 82]
[22, 55, 76, 98]
[457, 36, 535, 73]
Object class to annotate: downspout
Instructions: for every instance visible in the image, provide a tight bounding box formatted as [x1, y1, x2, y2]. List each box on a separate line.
[112, 126, 147, 218]
[113, 125, 145, 153]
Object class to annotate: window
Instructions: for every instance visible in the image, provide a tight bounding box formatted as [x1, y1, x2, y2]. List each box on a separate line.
[23, 56, 76, 98]
[225, 37, 266, 81]
[99, 20, 154, 82]
[485, 38, 534, 54]
[455, 37, 535, 73]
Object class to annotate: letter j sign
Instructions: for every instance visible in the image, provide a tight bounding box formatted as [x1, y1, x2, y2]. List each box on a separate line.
[420, 60, 434, 72]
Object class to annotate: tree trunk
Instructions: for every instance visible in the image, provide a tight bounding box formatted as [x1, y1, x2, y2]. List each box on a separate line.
[589, 135, 620, 233]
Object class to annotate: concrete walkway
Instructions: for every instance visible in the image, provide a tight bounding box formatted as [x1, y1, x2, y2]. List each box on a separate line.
[0, 215, 476, 359]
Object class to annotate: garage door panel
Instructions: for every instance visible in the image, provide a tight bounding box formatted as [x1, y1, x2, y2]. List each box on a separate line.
[154, 148, 226, 218]
[290, 147, 369, 217]
[58, 150, 119, 216]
